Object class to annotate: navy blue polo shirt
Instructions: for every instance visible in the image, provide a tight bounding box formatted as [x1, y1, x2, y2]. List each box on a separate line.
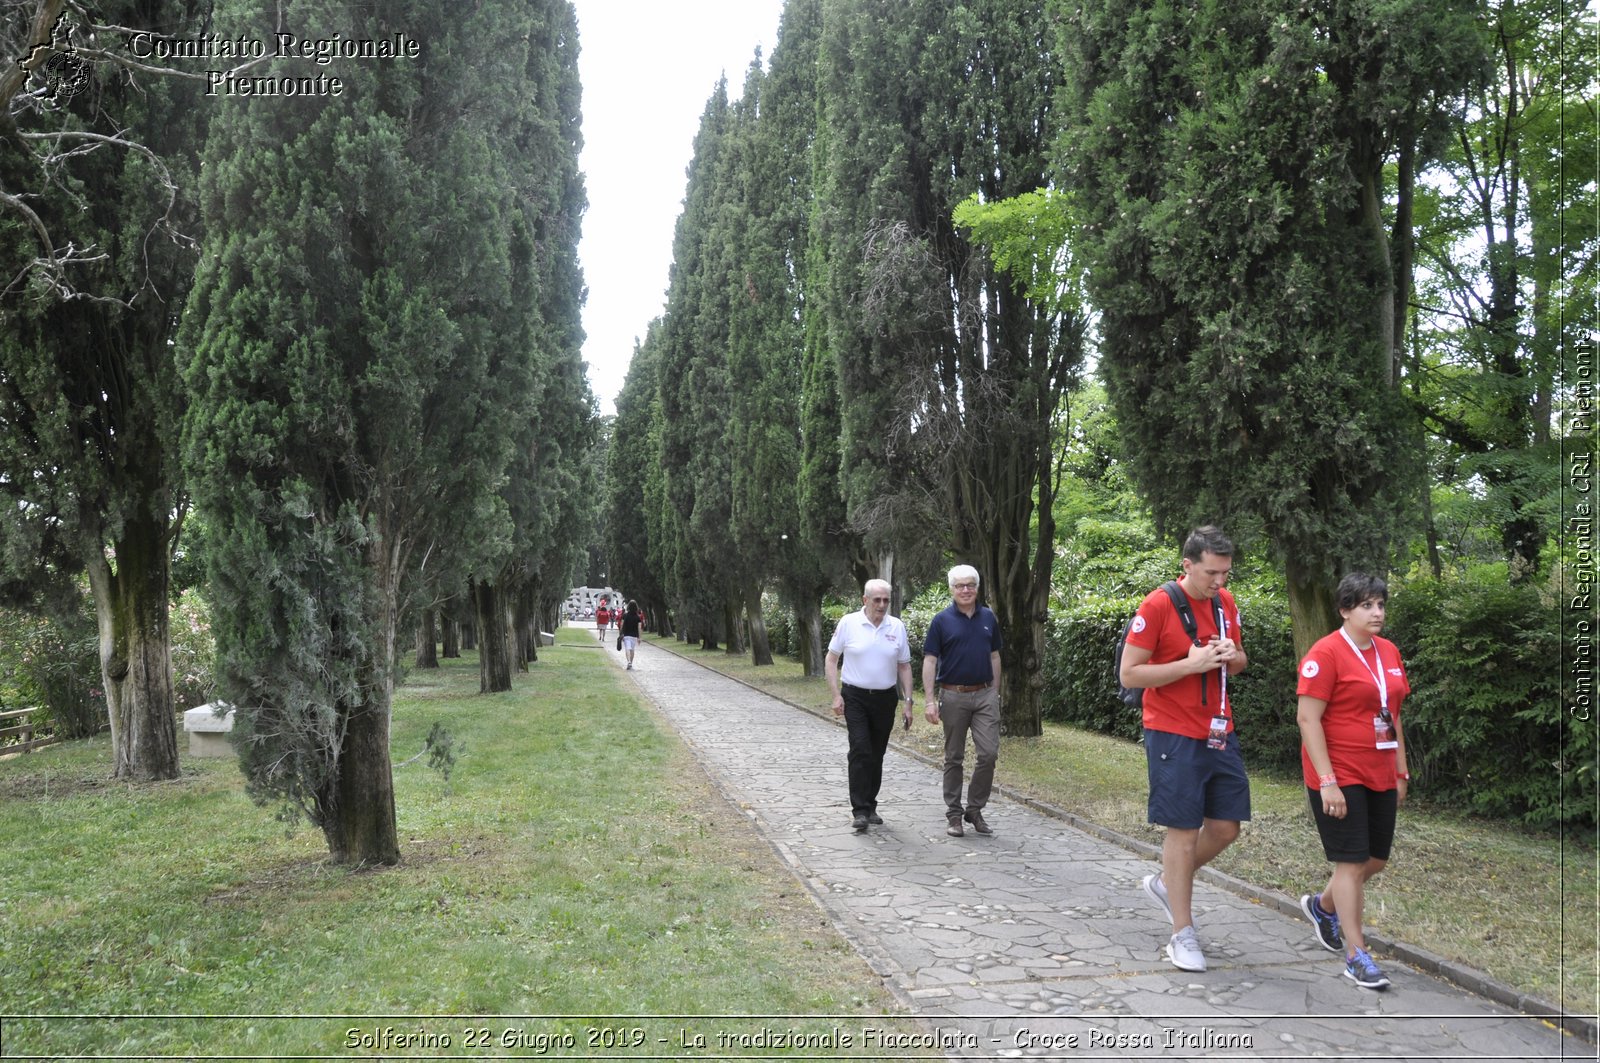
[923, 603, 1003, 685]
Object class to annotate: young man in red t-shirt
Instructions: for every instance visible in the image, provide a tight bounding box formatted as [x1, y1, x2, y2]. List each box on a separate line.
[1118, 525, 1249, 973]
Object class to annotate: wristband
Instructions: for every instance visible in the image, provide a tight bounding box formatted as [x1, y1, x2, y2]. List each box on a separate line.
[1397, 771, 1410, 781]
[1318, 773, 1338, 788]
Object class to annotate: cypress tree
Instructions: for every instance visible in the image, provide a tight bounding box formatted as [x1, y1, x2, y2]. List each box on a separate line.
[1, 0, 213, 779]
[1056, 0, 1484, 653]
[181, 0, 574, 863]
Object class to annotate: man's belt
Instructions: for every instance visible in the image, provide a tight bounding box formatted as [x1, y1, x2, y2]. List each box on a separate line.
[943, 682, 991, 693]
[843, 683, 896, 693]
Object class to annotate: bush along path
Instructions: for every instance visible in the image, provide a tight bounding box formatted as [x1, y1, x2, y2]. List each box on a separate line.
[623, 634, 1592, 1056]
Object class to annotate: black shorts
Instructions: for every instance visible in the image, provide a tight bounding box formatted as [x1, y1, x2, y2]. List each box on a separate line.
[1306, 783, 1397, 863]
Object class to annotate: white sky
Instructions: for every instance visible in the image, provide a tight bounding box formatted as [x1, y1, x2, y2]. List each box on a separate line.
[570, 0, 788, 416]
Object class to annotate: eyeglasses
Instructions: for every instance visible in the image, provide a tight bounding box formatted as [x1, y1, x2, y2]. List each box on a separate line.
[952, 582, 977, 590]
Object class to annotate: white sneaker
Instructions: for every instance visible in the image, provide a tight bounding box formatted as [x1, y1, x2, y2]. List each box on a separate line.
[1142, 872, 1174, 924]
[1166, 926, 1206, 972]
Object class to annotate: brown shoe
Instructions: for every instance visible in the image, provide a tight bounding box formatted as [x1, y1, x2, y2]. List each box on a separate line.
[946, 815, 964, 837]
[964, 809, 992, 835]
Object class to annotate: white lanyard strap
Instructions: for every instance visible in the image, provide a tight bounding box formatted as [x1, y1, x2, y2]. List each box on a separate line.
[1337, 628, 1388, 712]
[1217, 608, 1229, 713]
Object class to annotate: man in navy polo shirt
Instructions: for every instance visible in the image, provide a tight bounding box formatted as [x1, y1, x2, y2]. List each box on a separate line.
[922, 564, 1003, 837]
[826, 579, 915, 832]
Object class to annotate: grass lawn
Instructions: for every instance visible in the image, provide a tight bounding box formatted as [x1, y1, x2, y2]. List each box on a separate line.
[0, 628, 912, 1058]
[658, 635, 1599, 1015]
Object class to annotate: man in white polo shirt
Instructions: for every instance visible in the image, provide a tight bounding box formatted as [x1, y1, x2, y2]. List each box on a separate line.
[826, 579, 915, 832]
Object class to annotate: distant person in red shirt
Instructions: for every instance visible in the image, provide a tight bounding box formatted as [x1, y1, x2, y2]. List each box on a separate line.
[595, 603, 611, 640]
[1295, 572, 1412, 992]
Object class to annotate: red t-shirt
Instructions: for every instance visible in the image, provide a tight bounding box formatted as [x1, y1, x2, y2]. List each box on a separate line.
[1125, 583, 1241, 739]
[1296, 630, 1409, 790]
[596, 607, 610, 625]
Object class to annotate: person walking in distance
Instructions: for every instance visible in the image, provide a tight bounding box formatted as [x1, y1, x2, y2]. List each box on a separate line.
[826, 579, 915, 832]
[618, 600, 646, 671]
[922, 564, 1003, 838]
[1118, 526, 1249, 972]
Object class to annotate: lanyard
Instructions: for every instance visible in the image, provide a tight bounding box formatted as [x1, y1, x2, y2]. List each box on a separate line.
[1337, 628, 1388, 712]
[1217, 609, 1229, 714]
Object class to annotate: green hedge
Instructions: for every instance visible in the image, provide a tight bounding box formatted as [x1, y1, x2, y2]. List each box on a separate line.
[1384, 572, 1585, 831]
[1042, 572, 1591, 831]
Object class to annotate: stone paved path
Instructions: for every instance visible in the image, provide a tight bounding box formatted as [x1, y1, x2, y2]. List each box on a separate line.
[605, 633, 1585, 1061]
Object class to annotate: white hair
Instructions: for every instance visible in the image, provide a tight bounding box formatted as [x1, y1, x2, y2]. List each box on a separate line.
[947, 564, 980, 587]
[863, 578, 892, 597]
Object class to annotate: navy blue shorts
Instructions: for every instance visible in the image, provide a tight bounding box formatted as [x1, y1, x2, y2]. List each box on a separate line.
[1306, 783, 1397, 863]
[1144, 729, 1252, 829]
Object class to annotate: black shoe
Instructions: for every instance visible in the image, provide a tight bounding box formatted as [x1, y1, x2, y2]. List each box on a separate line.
[867, 812, 884, 825]
[946, 815, 964, 837]
[964, 809, 992, 835]
[852, 814, 869, 832]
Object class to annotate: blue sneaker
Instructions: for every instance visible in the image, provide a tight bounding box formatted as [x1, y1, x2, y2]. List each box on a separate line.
[1344, 947, 1391, 990]
[1300, 893, 1343, 952]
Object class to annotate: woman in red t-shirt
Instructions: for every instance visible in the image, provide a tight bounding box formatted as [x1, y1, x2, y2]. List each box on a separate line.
[1294, 572, 1412, 990]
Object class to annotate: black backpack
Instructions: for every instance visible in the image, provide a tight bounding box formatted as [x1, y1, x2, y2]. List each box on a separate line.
[1114, 581, 1221, 708]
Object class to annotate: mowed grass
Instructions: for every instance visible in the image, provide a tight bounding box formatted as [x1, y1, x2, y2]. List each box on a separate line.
[0, 629, 911, 1058]
[661, 635, 1599, 1014]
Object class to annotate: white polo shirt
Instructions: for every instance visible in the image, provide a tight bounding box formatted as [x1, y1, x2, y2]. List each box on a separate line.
[828, 611, 911, 690]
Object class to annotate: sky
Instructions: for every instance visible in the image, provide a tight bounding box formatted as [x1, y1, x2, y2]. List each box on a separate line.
[569, 0, 788, 416]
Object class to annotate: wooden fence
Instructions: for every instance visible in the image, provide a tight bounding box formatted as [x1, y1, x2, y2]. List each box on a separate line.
[0, 707, 53, 754]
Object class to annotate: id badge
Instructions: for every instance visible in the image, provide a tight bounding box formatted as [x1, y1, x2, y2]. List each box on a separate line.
[1374, 714, 1398, 750]
[1207, 716, 1229, 750]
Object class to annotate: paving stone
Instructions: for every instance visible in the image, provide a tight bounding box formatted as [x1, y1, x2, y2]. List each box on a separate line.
[618, 636, 1587, 1059]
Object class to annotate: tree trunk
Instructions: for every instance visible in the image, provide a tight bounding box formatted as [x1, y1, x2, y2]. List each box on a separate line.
[473, 579, 513, 693]
[1285, 557, 1339, 661]
[85, 510, 179, 780]
[322, 685, 401, 866]
[797, 594, 825, 678]
[744, 583, 773, 665]
[415, 608, 439, 669]
[320, 538, 402, 866]
[723, 595, 745, 656]
[514, 582, 535, 669]
[442, 607, 461, 658]
[521, 582, 540, 665]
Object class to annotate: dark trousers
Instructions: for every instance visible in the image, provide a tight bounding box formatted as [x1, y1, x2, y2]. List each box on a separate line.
[842, 684, 898, 816]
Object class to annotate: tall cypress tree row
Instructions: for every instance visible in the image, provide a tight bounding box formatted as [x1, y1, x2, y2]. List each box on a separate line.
[181, 0, 575, 863]
[471, 0, 590, 690]
[1, 0, 212, 779]
[604, 334, 669, 629]
[1055, 0, 1484, 653]
[656, 81, 739, 648]
[753, 0, 839, 674]
[809, 0, 1071, 734]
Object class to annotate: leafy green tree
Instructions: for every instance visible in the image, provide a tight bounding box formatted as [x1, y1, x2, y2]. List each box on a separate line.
[1055, 0, 1486, 655]
[1408, 0, 1593, 580]
[1, 0, 215, 780]
[181, 0, 574, 864]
